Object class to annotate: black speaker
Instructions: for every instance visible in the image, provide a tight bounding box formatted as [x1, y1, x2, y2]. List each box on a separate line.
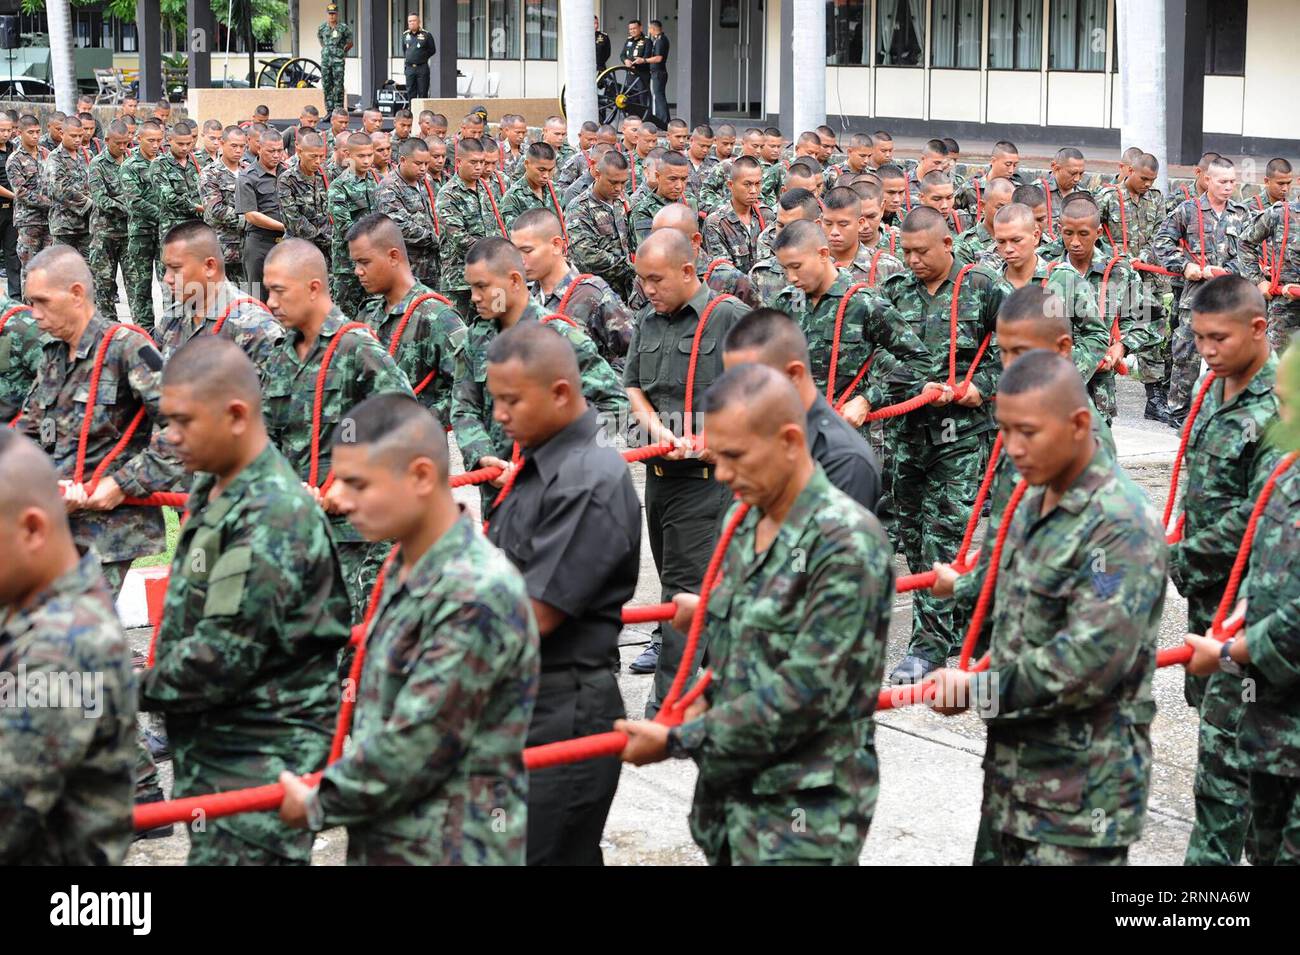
[0, 17, 19, 51]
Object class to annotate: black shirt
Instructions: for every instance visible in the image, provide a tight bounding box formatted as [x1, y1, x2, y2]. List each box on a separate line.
[621, 35, 649, 76]
[487, 408, 641, 671]
[805, 393, 881, 512]
[648, 34, 670, 74]
[234, 162, 284, 235]
[403, 29, 436, 67]
[595, 30, 611, 71]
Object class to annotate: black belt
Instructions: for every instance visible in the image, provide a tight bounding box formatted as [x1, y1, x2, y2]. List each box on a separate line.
[246, 228, 283, 242]
[651, 463, 712, 480]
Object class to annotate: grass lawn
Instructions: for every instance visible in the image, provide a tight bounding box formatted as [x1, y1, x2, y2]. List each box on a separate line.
[131, 507, 180, 569]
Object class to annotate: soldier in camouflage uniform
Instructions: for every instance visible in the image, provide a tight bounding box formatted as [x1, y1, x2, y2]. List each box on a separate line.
[201, 125, 249, 286]
[279, 393, 538, 865]
[877, 208, 1005, 682]
[1154, 158, 1251, 420]
[1166, 276, 1280, 866]
[954, 176, 1014, 266]
[771, 220, 928, 425]
[498, 142, 563, 231]
[122, 122, 166, 331]
[327, 133, 379, 318]
[0, 296, 41, 423]
[87, 121, 133, 317]
[350, 213, 465, 423]
[19, 247, 182, 595]
[435, 137, 505, 317]
[259, 240, 413, 620]
[451, 238, 627, 512]
[683, 124, 718, 207]
[377, 137, 441, 288]
[277, 129, 331, 267]
[44, 123, 93, 261]
[153, 121, 204, 248]
[317, 5, 354, 114]
[156, 221, 284, 371]
[630, 202, 760, 311]
[954, 141, 1024, 216]
[820, 185, 902, 288]
[929, 351, 1166, 865]
[0, 433, 137, 865]
[702, 156, 772, 274]
[619, 364, 892, 865]
[38, 113, 65, 156]
[565, 150, 635, 300]
[628, 151, 696, 258]
[747, 188, 821, 307]
[1238, 195, 1300, 353]
[141, 337, 351, 865]
[759, 132, 821, 208]
[511, 207, 633, 370]
[8, 114, 51, 293]
[1183, 342, 1300, 865]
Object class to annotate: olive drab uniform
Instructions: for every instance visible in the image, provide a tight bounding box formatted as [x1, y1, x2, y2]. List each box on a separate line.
[435, 173, 502, 315]
[1097, 184, 1169, 385]
[565, 188, 635, 300]
[139, 444, 351, 865]
[0, 299, 42, 422]
[701, 202, 773, 274]
[87, 148, 130, 316]
[44, 144, 94, 260]
[121, 147, 162, 331]
[278, 156, 333, 265]
[154, 151, 203, 244]
[326, 167, 377, 317]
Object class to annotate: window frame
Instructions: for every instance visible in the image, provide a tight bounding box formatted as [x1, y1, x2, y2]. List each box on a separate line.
[876, 0, 927, 68]
[1048, 0, 1108, 73]
[930, 0, 984, 71]
[986, 0, 1042, 72]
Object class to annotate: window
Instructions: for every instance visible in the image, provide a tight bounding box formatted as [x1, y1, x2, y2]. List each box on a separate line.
[988, 0, 1041, 69]
[877, 0, 925, 66]
[488, 0, 519, 58]
[931, 0, 981, 68]
[458, 0, 486, 58]
[826, 0, 868, 66]
[74, 10, 103, 48]
[1049, 0, 1106, 71]
[524, 0, 559, 61]
[1205, 0, 1247, 75]
[118, 22, 138, 54]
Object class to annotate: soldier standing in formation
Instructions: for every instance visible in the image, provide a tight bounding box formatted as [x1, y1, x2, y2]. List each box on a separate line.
[318, 4, 354, 115]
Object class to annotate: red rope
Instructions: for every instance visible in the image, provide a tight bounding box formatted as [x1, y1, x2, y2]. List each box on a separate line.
[1162, 372, 1217, 543]
[555, 273, 595, 316]
[420, 178, 441, 236]
[1268, 201, 1290, 296]
[74, 324, 158, 489]
[310, 322, 375, 490]
[211, 295, 268, 336]
[702, 258, 734, 284]
[683, 294, 736, 442]
[385, 290, 453, 396]
[827, 281, 871, 405]
[1096, 254, 1131, 376]
[481, 179, 508, 238]
[546, 180, 569, 248]
[329, 545, 399, 763]
[1039, 177, 1055, 239]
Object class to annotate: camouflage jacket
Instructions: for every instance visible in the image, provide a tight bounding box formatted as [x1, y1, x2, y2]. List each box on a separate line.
[534, 268, 634, 368]
[685, 154, 719, 205]
[498, 177, 563, 231]
[1238, 200, 1300, 302]
[628, 190, 697, 256]
[671, 467, 892, 865]
[327, 167, 377, 275]
[278, 158, 332, 255]
[1048, 247, 1161, 375]
[701, 202, 773, 273]
[154, 151, 203, 241]
[0, 550, 136, 865]
[697, 158, 732, 213]
[1096, 184, 1165, 265]
[121, 150, 160, 239]
[314, 514, 539, 865]
[565, 189, 635, 299]
[954, 220, 996, 265]
[154, 280, 285, 372]
[88, 149, 129, 239]
[986, 255, 1108, 383]
[452, 301, 628, 469]
[877, 261, 1006, 444]
[317, 20, 354, 61]
[552, 149, 589, 190]
[955, 168, 1027, 214]
[748, 254, 788, 307]
[262, 308, 413, 543]
[435, 174, 501, 292]
[1237, 457, 1300, 777]
[759, 160, 791, 208]
[1154, 194, 1251, 310]
[7, 146, 50, 229]
[358, 283, 467, 423]
[1037, 172, 1088, 238]
[140, 444, 351, 861]
[21, 314, 181, 561]
[972, 445, 1166, 848]
[201, 158, 247, 264]
[0, 301, 43, 422]
[378, 171, 440, 283]
[774, 269, 928, 410]
[43, 146, 93, 237]
[561, 172, 595, 210]
[1169, 353, 1281, 626]
[844, 243, 906, 288]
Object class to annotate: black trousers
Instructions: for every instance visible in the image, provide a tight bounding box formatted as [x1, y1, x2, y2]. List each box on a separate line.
[644, 467, 732, 717]
[649, 72, 669, 127]
[242, 232, 280, 298]
[0, 205, 17, 298]
[405, 65, 430, 100]
[526, 666, 624, 866]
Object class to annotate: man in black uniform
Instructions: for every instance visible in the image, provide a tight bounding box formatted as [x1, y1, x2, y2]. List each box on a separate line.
[234, 129, 286, 294]
[0, 115, 17, 298]
[484, 322, 640, 866]
[621, 19, 651, 120]
[646, 20, 671, 129]
[721, 309, 881, 511]
[402, 13, 436, 101]
[595, 16, 611, 72]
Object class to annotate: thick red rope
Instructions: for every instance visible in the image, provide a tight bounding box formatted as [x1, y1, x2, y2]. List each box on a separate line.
[310, 322, 375, 490]
[554, 273, 595, 316]
[385, 290, 454, 395]
[1162, 371, 1217, 543]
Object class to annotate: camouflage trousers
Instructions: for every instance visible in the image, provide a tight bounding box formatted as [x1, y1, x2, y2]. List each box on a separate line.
[14, 222, 50, 292]
[51, 231, 92, 262]
[1184, 669, 1253, 866]
[330, 269, 368, 320]
[322, 59, 346, 113]
[1266, 300, 1300, 355]
[124, 232, 161, 331]
[1249, 772, 1300, 865]
[976, 828, 1128, 866]
[1167, 307, 1204, 413]
[88, 232, 128, 319]
[893, 430, 988, 664]
[1129, 280, 1172, 386]
[691, 785, 875, 865]
[1087, 369, 1117, 424]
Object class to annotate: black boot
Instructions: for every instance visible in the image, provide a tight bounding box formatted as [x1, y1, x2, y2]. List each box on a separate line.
[1144, 384, 1179, 426]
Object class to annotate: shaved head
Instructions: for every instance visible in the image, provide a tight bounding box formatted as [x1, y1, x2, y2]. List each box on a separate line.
[163, 220, 223, 263]
[265, 238, 329, 285]
[465, 236, 525, 275]
[651, 201, 701, 236]
[0, 432, 65, 520]
[487, 321, 581, 390]
[637, 228, 694, 269]
[722, 308, 812, 369]
[27, 244, 93, 291]
[985, 177, 1016, 202]
[511, 208, 564, 242]
[346, 211, 406, 253]
[162, 336, 262, 410]
[999, 350, 1089, 418]
[994, 202, 1037, 231]
[901, 205, 947, 237]
[702, 362, 806, 438]
[334, 393, 450, 476]
[997, 285, 1071, 339]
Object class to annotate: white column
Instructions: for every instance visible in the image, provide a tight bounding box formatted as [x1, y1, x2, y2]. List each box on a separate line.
[561, 0, 598, 148]
[47, 0, 77, 114]
[1117, 1, 1168, 192]
[791, 0, 827, 136]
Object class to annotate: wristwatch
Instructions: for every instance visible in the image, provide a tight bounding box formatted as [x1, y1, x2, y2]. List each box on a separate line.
[1219, 638, 1244, 677]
